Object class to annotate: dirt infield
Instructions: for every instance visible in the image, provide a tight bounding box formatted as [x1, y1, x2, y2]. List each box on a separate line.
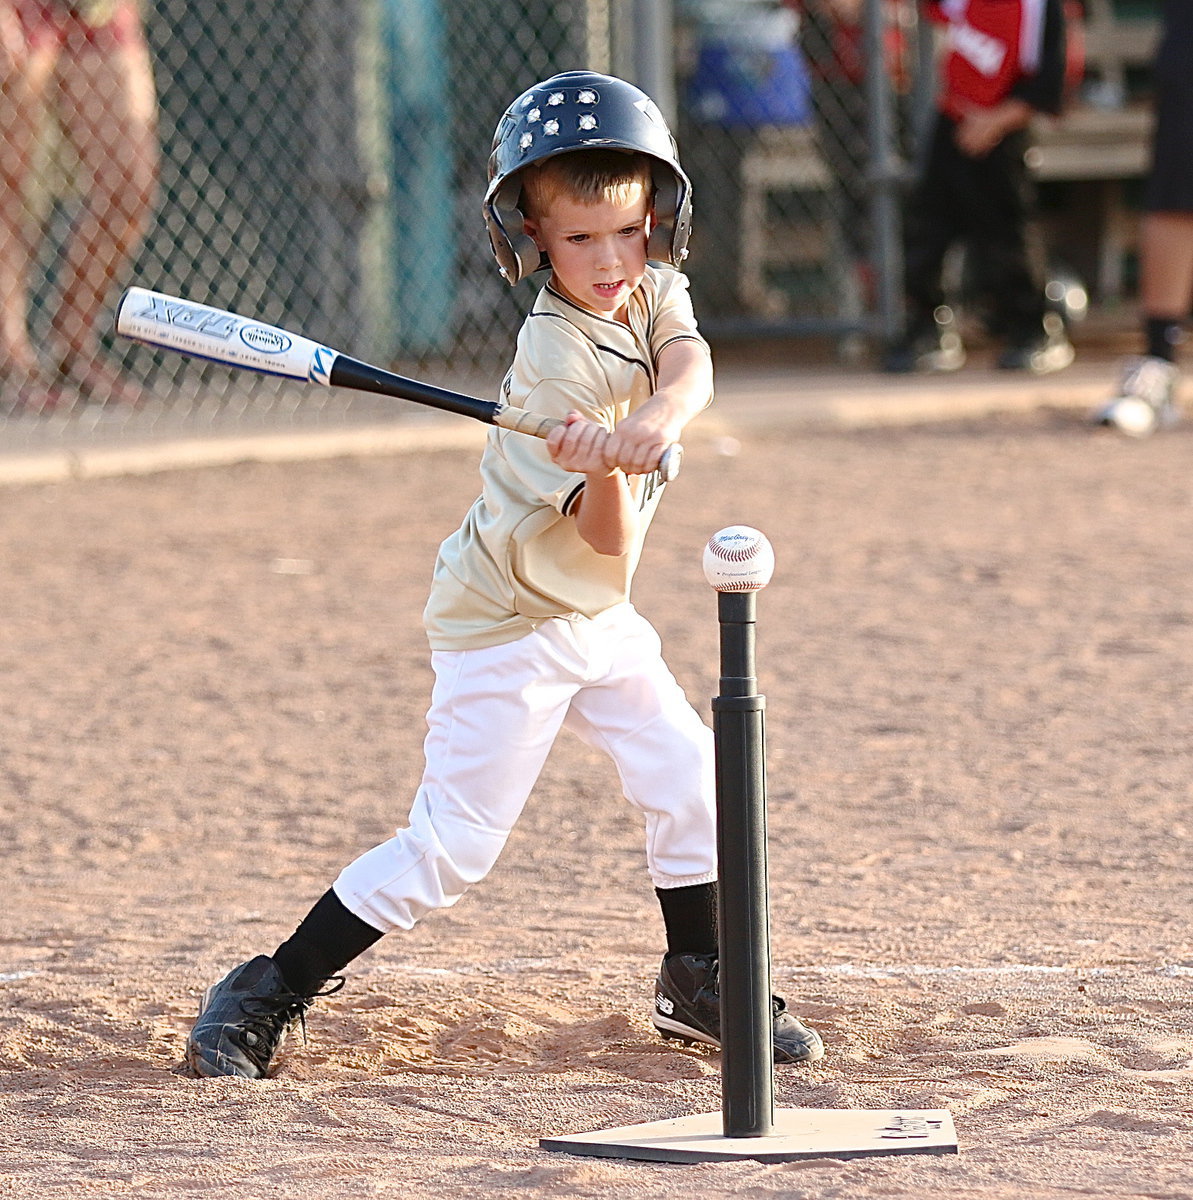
[2, 405, 1191, 1199]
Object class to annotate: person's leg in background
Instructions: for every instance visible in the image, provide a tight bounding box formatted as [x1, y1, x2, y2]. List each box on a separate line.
[0, 1, 61, 410]
[1139, 211, 1193, 360]
[882, 114, 967, 373]
[51, 2, 158, 405]
[1096, 62, 1193, 437]
[962, 128, 1073, 374]
[1094, 213, 1193, 436]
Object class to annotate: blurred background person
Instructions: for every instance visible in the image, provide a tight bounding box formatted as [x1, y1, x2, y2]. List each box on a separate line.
[0, 0, 158, 412]
[881, 0, 1075, 375]
[1094, 0, 1192, 437]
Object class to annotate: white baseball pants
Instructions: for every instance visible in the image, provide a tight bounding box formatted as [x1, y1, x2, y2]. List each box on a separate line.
[334, 603, 717, 933]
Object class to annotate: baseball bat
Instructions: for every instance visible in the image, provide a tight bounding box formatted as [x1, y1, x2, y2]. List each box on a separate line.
[114, 287, 682, 481]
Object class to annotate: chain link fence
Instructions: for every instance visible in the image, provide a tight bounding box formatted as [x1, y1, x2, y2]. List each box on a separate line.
[0, 0, 1160, 450]
[676, 0, 922, 344]
[1, 0, 603, 448]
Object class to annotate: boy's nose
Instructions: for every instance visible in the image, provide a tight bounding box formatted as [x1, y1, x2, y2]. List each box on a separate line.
[595, 239, 620, 269]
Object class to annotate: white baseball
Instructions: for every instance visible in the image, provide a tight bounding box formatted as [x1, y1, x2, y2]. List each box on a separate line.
[703, 526, 775, 591]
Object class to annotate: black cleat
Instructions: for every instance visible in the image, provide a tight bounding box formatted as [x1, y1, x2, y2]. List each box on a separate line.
[185, 955, 342, 1079]
[652, 952, 824, 1065]
[996, 313, 1075, 374]
[880, 306, 966, 374]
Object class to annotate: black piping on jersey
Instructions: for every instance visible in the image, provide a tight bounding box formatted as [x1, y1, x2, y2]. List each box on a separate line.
[527, 309, 654, 383]
[544, 281, 634, 331]
[563, 470, 663, 517]
[655, 332, 704, 357]
[561, 480, 586, 517]
[538, 286, 656, 386]
[526, 311, 657, 402]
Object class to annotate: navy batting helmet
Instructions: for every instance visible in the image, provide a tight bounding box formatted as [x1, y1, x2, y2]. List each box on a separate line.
[483, 72, 693, 286]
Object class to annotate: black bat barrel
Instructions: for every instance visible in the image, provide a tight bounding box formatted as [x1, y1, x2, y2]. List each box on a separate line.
[328, 355, 502, 425]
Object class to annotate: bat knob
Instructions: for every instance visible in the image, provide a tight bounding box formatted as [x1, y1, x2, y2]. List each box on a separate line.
[658, 443, 683, 483]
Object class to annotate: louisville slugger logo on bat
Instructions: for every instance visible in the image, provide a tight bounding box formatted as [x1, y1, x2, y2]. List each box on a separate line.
[239, 326, 292, 354]
[115, 286, 682, 480]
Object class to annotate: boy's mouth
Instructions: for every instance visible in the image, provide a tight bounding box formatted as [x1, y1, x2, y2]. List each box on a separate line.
[593, 280, 624, 298]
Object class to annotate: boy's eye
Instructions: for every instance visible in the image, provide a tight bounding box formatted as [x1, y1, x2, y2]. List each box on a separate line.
[567, 234, 589, 244]
[620, 225, 643, 236]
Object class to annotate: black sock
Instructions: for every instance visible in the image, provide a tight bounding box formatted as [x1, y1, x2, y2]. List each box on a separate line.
[1144, 317, 1183, 363]
[271, 888, 385, 996]
[656, 882, 719, 958]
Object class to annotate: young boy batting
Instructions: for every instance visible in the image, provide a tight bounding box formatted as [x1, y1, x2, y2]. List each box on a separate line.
[185, 72, 824, 1079]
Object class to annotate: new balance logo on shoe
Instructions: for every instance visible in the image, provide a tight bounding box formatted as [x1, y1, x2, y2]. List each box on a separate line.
[650, 952, 824, 1064]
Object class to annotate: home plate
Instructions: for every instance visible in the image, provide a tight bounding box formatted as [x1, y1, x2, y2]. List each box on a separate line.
[541, 1107, 957, 1164]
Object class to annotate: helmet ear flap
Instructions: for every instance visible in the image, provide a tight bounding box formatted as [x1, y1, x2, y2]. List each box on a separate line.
[647, 165, 691, 265]
[484, 178, 546, 285]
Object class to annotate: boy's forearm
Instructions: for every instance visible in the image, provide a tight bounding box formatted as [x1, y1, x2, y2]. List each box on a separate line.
[573, 468, 635, 557]
[602, 340, 713, 474]
[646, 339, 714, 432]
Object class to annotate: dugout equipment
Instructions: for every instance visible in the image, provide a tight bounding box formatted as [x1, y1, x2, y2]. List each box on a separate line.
[483, 71, 693, 285]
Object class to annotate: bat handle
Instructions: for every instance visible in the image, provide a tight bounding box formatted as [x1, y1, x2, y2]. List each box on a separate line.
[492, 406, 683, 482]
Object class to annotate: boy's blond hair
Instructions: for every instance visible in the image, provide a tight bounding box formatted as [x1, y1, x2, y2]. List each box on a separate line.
[520, 149, 652, 219]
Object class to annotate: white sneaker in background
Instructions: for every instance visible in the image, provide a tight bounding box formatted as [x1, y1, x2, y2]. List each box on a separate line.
[1093, 355, 1180, 437]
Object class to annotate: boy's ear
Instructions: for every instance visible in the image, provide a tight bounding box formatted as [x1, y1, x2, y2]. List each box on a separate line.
[485, 176, 551, 283]
[522, 217, 546, 251]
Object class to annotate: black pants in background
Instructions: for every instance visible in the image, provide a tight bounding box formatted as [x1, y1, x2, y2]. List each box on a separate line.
[902, 113, 1048, 341]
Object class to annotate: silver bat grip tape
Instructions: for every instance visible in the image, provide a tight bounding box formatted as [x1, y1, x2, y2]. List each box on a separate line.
[491, 405, 682, 482]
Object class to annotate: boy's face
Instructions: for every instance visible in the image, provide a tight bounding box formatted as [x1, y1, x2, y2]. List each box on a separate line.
[523, 183, 651, 322]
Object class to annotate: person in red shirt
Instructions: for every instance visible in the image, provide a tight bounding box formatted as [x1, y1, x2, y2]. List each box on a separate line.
[883, 0, 1074, 374]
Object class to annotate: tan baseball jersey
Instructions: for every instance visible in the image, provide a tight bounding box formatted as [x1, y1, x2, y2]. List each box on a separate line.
[423, 264, 710, 650]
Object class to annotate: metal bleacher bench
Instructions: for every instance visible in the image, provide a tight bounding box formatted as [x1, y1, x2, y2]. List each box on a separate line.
[738, 125, 845, 318]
